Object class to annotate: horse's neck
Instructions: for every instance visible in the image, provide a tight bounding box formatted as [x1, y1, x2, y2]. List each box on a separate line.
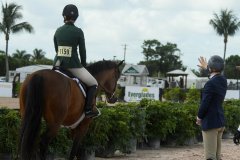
[94, 73, 105, 84]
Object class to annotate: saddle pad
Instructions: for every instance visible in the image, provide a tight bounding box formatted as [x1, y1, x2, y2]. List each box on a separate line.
[54, 70, 86, 97]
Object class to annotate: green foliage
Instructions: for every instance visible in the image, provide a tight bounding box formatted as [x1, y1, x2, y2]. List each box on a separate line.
[82, 108, 112, 152]
[13, 82, 21, 97]
[83, 103, 146, 155]
[145, 101, 176, 140]
[225, 55, 240, 79]
[209, 9, 240, 63]
[117, 103, 146, 140]
[185, 89, 201, 103]
[139, 39, 184, 76]
[0, 108, 20, 158]
[84, 106, 133, 155]
[0, 55, 6, 76]
[1, 99, 240, 157]
[224, 100, 240, 133]
[163, 88, 186, 102]
[166, 103, 200, 145]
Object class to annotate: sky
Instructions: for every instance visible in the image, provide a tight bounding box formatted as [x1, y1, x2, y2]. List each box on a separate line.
[0, 0, 240, 70]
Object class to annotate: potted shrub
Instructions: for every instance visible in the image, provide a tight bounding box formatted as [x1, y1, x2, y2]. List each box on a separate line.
[223, 100, 240, 138]
[185, 89, 201, 103]
[81, 108, 113, 158]
[165, 103, 198, 146]
[80, 105, 133, 158]
[163, 88, 186, 102]
[116, 103, 146, 153]
[0, 108, 20, 159]
[145, 101, 176, 149]
[96, 106, 132, 157]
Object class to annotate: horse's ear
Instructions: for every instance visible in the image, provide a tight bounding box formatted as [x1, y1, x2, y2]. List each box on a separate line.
[103, 58, 105, 61]
[118, 60, 124, 67]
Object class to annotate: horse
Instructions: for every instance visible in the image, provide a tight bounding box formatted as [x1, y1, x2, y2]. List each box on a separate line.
[19, 60, 124, 160]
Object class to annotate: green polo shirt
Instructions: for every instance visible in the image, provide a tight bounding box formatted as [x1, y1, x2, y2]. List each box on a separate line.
[53, 22, 86, 68]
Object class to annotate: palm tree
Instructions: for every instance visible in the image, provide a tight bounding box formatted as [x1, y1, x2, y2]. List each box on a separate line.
[13, 49, 31, 66]
[31, 48, 46, 62]
[12, 49, 31, 60]
[0, 2, 34, 81]
[209, 9, 240, 63]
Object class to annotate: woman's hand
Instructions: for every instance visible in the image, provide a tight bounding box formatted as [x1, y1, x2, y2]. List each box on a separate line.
[196, 116, 202, 126]
[197, 56, 208, 70]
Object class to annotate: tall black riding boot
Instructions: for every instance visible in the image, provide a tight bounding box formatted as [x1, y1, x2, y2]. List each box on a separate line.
[85, 85, 99, 118]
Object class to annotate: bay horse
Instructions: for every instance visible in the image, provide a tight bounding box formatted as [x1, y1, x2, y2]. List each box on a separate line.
[19, 60, 124, 160]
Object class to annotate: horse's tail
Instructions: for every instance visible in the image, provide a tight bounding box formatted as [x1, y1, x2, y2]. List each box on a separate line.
[20, 74, 44, 160]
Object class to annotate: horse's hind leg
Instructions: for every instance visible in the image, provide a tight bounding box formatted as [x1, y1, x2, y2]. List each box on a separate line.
[39, 124, 60, 160]
[69, 119, 92, 160]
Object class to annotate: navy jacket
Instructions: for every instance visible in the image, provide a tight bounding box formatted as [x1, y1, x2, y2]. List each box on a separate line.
[198, 74, 227, 131]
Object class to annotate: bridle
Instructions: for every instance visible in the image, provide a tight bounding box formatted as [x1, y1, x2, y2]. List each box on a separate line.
[98, 83, 116, 100]
[98, 68, 119, 100]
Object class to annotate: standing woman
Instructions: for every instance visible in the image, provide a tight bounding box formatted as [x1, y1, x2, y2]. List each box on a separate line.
[53, 4, 99, 118]
[196, 55, 227, 160]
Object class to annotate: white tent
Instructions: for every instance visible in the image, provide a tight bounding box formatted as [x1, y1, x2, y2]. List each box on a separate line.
[184, 67, 208, 89]
[184, 68, 197, 79]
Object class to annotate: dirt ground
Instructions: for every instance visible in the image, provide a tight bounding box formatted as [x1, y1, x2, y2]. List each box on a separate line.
[95, 138, 239, 160]
[1, 98, 240, 160]
[0, 97, 19, 109]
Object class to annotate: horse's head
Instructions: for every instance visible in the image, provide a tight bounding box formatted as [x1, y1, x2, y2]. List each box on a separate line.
[87, 60, 124, 104]
[100, 60, 124, 104]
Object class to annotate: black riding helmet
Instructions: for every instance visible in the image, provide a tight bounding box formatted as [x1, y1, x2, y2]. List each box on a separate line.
[62, 4, 79, 21]
[208, 55, 224, 72]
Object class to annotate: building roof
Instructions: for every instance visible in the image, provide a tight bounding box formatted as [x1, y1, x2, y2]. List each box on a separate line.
[122, 64, 149, 76]
[166, 69, 188, 76]
[16, 65, 52, 73]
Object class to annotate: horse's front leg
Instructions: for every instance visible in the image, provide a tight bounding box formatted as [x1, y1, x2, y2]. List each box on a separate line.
[69, 136, 81, 160]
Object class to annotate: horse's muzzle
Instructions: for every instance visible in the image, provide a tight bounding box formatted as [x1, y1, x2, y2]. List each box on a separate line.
[107, 96, 118, 104]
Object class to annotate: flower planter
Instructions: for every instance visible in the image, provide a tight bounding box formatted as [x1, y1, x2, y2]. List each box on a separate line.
[222, 131, 233, 139]
[96, 143, 115, 158]
[82, 151, 95, 160]
[184, 136, 198, 146]
[129, 138, 137, 153]
[148, 137, 161, 149]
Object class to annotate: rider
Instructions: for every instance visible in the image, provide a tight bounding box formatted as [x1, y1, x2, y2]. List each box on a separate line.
[53, 4, 99, 118]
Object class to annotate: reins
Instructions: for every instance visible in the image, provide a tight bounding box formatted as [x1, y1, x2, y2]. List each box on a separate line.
[98, 82, 115, 100]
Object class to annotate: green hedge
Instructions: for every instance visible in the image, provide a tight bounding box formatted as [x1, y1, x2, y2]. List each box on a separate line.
[0, 99, 240, 157]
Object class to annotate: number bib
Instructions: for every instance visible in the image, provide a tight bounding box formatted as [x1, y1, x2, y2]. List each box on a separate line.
[57, 46, 72, 57]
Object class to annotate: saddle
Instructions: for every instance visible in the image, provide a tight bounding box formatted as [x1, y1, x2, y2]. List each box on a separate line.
[52, 66, 87, 97]
[52, 66, 101, 129]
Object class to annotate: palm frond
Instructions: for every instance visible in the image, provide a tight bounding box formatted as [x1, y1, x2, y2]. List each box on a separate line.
[11, 22, 34, 33]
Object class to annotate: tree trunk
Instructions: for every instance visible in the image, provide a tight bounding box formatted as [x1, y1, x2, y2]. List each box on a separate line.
[223, 42, 227, 62]
[5, 39, 9, 82]
[222, 41, 227, 75]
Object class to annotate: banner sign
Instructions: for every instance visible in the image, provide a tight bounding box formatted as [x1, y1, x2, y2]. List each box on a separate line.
[225, 90, 240, 99]
[124, 86, 159, 102]
[0, 82, 12, 97]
